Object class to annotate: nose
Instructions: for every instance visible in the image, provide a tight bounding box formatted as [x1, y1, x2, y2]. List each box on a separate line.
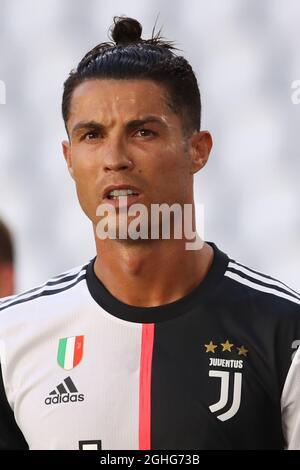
[102, 136, 134, 173]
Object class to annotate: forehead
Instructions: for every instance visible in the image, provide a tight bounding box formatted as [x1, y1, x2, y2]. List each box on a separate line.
[68, 79, 174, 125]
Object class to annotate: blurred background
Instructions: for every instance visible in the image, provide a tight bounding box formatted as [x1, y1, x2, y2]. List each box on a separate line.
[0, 0, 299, 293]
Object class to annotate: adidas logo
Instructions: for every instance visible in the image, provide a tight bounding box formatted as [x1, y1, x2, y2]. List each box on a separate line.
[45, 376, 84, 405]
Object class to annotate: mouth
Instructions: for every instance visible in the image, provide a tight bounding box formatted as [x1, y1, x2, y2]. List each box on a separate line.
[106, 189, 140, 200]
[102, 185, 142, 208]
[103, 185, 141, 200]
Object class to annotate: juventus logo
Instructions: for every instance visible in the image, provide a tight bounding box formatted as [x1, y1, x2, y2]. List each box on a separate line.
[209, 370, 242, 421]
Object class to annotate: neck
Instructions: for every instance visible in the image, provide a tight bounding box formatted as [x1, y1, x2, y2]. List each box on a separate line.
[93, 234, 214, 307]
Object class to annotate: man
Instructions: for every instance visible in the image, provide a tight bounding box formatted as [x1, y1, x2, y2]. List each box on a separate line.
[0, 16, 300, 450]
[0, 219, 14, 298]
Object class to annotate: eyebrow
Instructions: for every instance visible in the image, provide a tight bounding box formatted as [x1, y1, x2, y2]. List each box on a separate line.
[71, 115, 168, 137]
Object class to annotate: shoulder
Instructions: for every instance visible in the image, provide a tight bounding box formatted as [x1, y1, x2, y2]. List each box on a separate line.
[0, 262, 89, 316]
[220, 251, 300, 392]
[222, 253, 300, 316]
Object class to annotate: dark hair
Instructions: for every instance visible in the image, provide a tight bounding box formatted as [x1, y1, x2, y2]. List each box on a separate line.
[0, 220, 14, 264]
[62, 17, 201, 136]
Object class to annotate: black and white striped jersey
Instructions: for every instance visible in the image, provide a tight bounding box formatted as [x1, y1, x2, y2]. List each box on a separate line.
[0, 241, 300, 450]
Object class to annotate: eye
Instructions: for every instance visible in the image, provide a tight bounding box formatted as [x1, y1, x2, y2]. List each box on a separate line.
[134, 128, 157, 138]
[81, 131, 101, 141]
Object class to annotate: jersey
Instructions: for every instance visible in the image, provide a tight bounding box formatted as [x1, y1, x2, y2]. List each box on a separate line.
[0, 241, 300, 450]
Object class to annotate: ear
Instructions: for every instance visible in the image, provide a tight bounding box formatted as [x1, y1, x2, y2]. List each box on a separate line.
[189, 131, 213, 175]
[62, 140, 74, 179]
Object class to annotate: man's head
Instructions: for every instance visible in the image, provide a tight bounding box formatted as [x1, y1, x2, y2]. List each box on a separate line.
[0, 219, 14, 297]
[62, 17, 201, 138]
[62, 17, 212, 238]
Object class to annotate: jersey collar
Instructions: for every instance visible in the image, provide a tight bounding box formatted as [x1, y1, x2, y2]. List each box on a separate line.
[85, 241, 229, 324]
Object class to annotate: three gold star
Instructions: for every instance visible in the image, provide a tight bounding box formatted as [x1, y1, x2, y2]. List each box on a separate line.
[204, 340, 249, 356]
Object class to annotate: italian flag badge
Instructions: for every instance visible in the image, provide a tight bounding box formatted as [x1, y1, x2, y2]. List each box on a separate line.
[57, 335, 84, 370]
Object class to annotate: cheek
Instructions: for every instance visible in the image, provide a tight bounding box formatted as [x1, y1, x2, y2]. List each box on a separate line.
[73, 168, 99, 222]
[71, 154, 99, 205]
[153, 146, 189, 178]
[72, 151, 98, 181]
[148, 150, 190, 200]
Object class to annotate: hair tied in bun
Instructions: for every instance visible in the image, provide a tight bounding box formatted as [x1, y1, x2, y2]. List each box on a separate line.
[111, 16, 142, 45]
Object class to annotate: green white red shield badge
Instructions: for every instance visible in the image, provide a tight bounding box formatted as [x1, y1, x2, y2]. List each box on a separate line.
[57, 336, 84, 370]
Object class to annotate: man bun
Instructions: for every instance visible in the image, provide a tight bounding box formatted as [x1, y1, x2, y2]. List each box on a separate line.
[111, 16, 142, 44]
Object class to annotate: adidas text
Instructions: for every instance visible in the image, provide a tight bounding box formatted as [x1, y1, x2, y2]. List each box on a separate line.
[45, 393, 84, 405]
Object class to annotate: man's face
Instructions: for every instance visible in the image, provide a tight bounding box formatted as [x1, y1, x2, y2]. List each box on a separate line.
[63, 79, 209, 237]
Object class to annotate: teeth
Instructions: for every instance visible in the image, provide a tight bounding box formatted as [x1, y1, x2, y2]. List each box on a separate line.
[108, 189, 138, 198]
